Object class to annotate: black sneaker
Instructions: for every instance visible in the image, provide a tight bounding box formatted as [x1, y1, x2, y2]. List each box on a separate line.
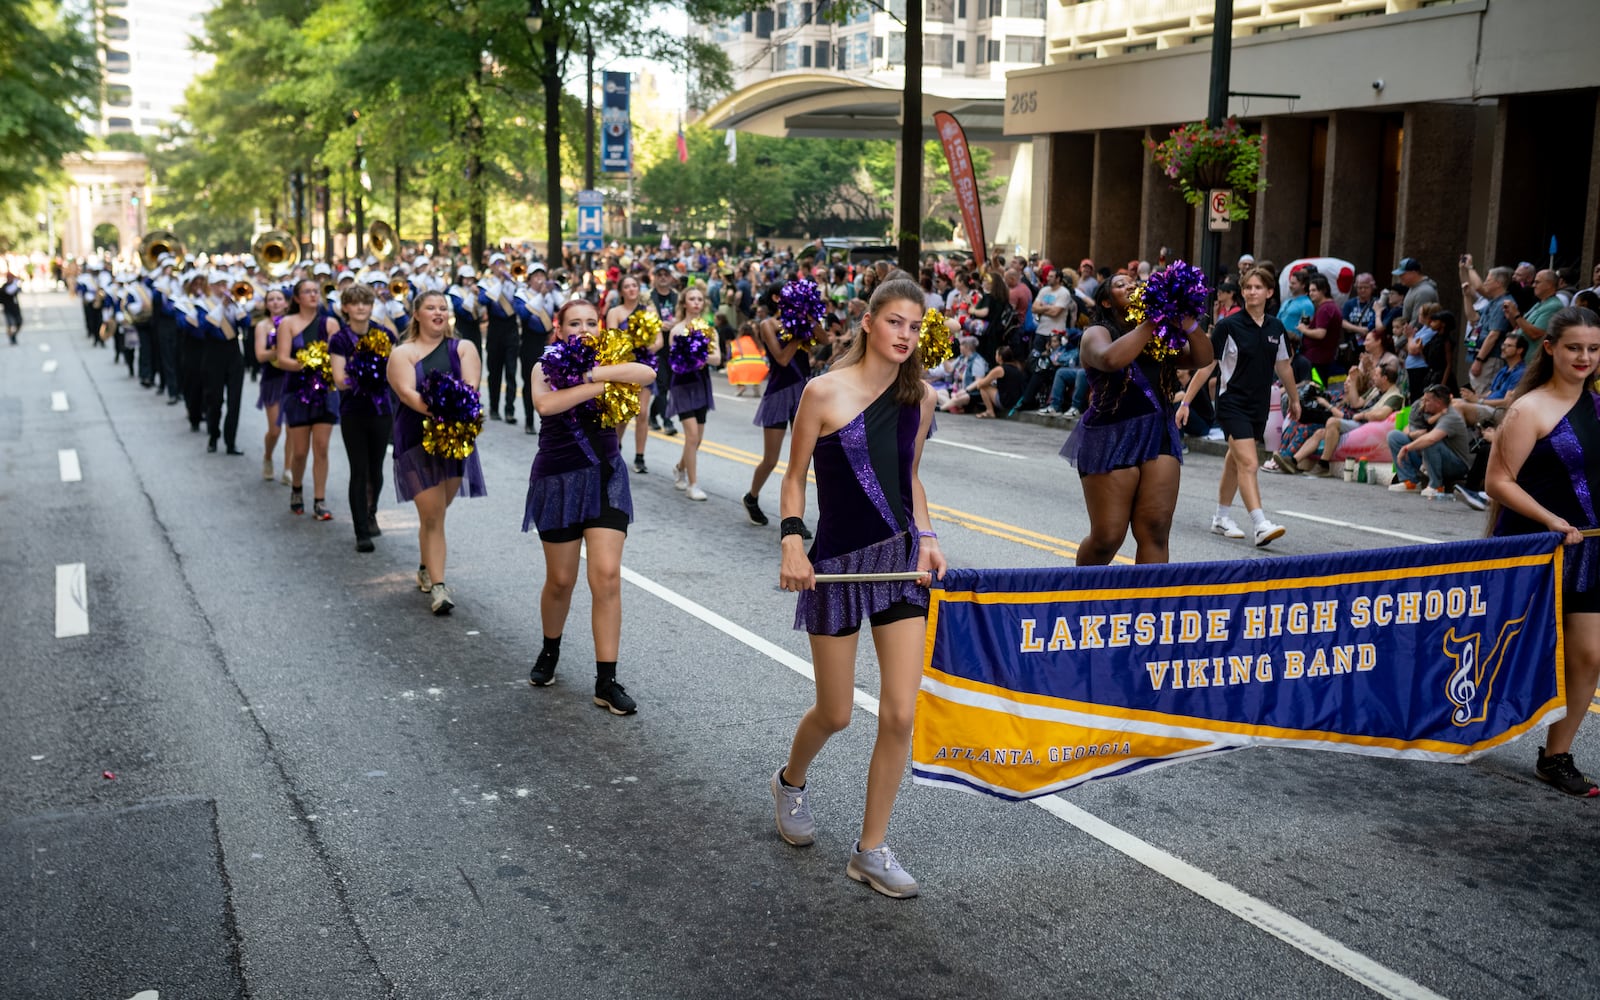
[524, 421, 537, 435]
[355, 536, 375, 553]
[594, 677, 637, 716]
[1536, 747, 1599, 797]
[634, 455, 648, 474]
[663, 420, 679, 437]
[648, 416, 661, 431]
[743, 493, 768, 526]
[1453, 484, 1489, 511]
[529, 649, 558, 687]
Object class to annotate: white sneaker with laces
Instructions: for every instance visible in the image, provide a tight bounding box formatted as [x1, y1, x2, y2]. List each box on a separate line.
[687, 484, 708, 501]
[847, 840, 919, 898]
[1210, 514, 1246, 539]
[673, 465, 688, 491]
[770, 768, 815, 846]
[1420, 486, 1452, 501]
[1253, 520, 1286, 547]
[1062, 407, 1081, 420]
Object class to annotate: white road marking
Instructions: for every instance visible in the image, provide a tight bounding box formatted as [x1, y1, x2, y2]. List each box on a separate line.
[925, 437, 1025, 460]
[1275, 510, 1438, 545]
[712, 391, 752, 404]
[58, 449, 82, 483]
[55, 563, 88, 638]
[38, 343, 51, 353]
[41, 360, 58, 373]
[50, 391, 68, 412]
[614, 559, 1449, 1000]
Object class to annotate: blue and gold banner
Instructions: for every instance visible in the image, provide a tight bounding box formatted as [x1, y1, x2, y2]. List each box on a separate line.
[602, 71, 631, 173]
[914, 535, 1567, 800]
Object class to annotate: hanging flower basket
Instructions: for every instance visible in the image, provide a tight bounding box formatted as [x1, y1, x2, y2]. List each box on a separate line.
[1146, 118, 1265, 221]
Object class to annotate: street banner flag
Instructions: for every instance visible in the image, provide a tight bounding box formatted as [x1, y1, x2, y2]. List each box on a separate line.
[677, 125, 689, 164]
[914, 535, 1567, 801]
[932, 111, 986, 266]
[602, 72, 631, 173]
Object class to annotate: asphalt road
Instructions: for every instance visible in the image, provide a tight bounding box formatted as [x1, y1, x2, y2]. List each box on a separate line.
[3, 290, 1596, 1000]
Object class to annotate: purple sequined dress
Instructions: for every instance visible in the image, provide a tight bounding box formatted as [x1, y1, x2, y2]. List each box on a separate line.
[795, 385, 927, 635]
[667, 364, 714, 419]
[279, 323, 340, 426]
[391, 338, 488, 502]
[753, 348, 810, 427]
[1493, 390, 1600, 611]
[256, 316, 287, 410]
[1060, 349, 1181, 475]
[522, 404, 633, 535]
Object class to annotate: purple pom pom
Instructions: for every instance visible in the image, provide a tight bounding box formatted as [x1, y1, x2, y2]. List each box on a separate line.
[346, 350, 389, 399]
[540, 335, 598, 391]
[777, 280, 825, 346]
[419, 370, 482, 423]
[1141, 260, 1209, 357]
[669, 327, 711, 374]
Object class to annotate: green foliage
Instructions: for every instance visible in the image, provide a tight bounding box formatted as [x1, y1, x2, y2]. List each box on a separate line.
[861, 140, 1004, 242]
[0, 0, 99, 194]
[1145, 118, 1264, 221]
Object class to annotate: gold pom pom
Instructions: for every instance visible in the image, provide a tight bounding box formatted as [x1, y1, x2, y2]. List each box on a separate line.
[585, 327, 642, 428]
[919, 308, 954, 368]
[1124, 283, 1147, 327]
[295, 340, 333, 380]
[624, 310, 661, 352]
[422, 415, 485, 460]
[592, 327, 637, 366]
[595, 383, 640, 429]
[356, 328, 392, 358]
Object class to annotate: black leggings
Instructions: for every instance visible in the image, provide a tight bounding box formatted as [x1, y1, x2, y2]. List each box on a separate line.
[340, 406, 393, 537]
[485, 319, 520, 414]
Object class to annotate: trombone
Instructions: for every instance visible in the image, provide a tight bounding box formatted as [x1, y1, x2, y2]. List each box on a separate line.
[369, 220, 396, 263]
[251, 230, 299, 278]
[138, 230, 186, 271]
[510, 260, 528, 281]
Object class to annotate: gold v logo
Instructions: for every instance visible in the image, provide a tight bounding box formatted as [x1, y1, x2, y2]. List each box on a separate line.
[1442, 596, 1531, 728]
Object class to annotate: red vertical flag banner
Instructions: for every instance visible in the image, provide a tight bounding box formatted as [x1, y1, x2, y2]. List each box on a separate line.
[933, 111, 986, 266]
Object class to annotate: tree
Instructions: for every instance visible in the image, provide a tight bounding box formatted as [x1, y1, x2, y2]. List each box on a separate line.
[0, 0, 99, 194]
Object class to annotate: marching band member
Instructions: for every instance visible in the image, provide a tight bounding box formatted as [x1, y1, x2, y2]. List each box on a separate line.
[515, 261, 559, 436]
[175, 270, 210, 432]
[524, 298, 656, 713]
[254, 286, 291, 482]
[479, 253, 522, 424]
[665, 284, 721, 500]
[111, 270, 144, 377]
[773, 276, 943, 898]
[1, 269, 21, 345]
[447, 265, 485, 356]
[329, 283, 396, 552]
[201, 270, 248, 455]
[77, 263, 101, 344]
[388, 290, 487, 615]
[371, 270, 410, 336]
[276, 278, 341, 520]
[412, 255, 444, 295]
[150, 254, 183, 403]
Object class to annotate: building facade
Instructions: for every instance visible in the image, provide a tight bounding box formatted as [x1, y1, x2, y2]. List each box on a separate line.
[95, 0, 214, 136]
[1003, 0, 1600, 286]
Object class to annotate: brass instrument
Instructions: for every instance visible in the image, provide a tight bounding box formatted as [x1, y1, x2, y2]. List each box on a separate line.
[251, 230, 299, 278]
[369, 220, 396, 263]
[232, 279, 255, 306]
[510, 260, 527, 280]
[389, 277, 410, 299]
[138, 230, 186, 271]
[322, 282, 337, 299]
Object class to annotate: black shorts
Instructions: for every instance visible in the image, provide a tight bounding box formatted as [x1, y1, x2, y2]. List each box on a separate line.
[762, 420, 793, 431]
[538, 505, 629, 544]
[679, 406, 709, 424]
[825, 599, 927, 638]
[1567, 588, 1600, 616]
[287, 414, 338, 429]
[1214, 398, 1268, 443]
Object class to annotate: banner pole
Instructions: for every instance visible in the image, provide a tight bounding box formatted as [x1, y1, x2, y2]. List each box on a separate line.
[813, 572, 928, 584]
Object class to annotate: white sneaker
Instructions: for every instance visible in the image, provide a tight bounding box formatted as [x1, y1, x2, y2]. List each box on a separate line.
[1210, 514, 1245, 539]
[673, 464, 688, 491]
[1062, 407, 1081, 420]
[686, 484, 707, 501]
[1420, 486, 1453, 501]
[1206, 427, 1225, 442]
[1034, 405, 1060, 415]
[1253, 520, 1286, 547]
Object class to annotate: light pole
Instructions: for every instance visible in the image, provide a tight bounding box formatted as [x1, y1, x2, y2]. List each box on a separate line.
[1199, 0, 1233, 291]
[348, 109, 365, 259]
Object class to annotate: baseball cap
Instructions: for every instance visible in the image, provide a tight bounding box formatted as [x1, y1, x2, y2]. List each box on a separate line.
[312, 262, 333, 276]
[208, 270, 230, 285]
[366, 270, 389, 284]
[488, 252, 507, 265]
[457, 265, 477, 279]
[1391, 257, 1421, 276]
[528, 261, 546, 273]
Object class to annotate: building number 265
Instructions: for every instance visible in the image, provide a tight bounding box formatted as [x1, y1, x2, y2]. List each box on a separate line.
[1009, 91, 1038, 115]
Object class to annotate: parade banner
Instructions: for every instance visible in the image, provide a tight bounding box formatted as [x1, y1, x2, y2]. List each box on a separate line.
[602, 72, 631, 173]
[932, 112, 986, 266]
[914, 535, 1566, 801]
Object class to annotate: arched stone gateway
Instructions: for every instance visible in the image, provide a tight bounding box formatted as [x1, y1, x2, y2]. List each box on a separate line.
[62, 152, 151, 263]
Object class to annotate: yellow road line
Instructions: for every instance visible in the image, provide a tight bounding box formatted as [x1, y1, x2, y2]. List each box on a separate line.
[648, 430, 1134, 566]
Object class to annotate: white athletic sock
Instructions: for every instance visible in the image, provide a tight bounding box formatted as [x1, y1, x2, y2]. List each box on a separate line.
[1249, 508, 1268, 528]
[1215, 504, 1232, 521]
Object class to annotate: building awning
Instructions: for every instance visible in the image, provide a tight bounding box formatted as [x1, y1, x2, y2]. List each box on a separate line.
[700, 70, 1007, 142]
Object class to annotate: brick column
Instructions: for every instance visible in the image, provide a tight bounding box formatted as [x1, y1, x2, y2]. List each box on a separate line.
[1396, 103, 1479, 287]
[1044, 133, 1094, 269]
[1140, 126, 1191, 264]
[1089, 129, 1143, 268]
[1321, 111, 1382, 267]
[1251, 117, 1312, 268]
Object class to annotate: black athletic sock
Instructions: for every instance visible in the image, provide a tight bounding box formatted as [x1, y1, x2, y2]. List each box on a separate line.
[634, 453, 644, 463]
[541, 635, 561, 658]
[596, 660, 617, 682]
[779, 767, 804, 791]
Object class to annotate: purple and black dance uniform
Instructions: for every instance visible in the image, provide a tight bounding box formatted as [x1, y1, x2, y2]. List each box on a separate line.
[1493, 390, 1600, 614]
[795, 384, 928, 637]
[522, 399, 633, 544]
[256, 316, 287, 410]
[666, 355, 714, 423]
[330, 323, 398, 538]
[1060, 348, 1182, 475]
[754, 347, 809, 429]
[391, 338, 488, 503]
[280, 320, 339, 428]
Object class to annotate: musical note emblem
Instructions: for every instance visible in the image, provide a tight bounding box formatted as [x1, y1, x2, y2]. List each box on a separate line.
[1442, 597, 1530, 727]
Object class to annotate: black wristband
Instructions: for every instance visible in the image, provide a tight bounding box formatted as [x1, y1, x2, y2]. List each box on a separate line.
[780, 517, 809, 540]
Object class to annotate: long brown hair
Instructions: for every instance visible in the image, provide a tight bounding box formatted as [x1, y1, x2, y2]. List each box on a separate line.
[830, 277, 927, 406]
[1516, 306, 1600, 397]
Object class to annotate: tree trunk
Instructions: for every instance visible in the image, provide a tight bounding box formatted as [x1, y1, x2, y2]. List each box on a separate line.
[897, 4, 922, 270]
[468, 97, 486, 266]
[544, 34, 563, 266]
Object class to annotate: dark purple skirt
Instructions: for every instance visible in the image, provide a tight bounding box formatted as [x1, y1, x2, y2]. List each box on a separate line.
[753, 380, 805, 428]
[257, 371, 286, 410]
[280, 384, 339, 426]
[393, 441, 487, 503]
[1060, 409, 1182, 476]
[521, 453, 633, 534]
[667, 369, 714, 419]
[794, 529, 927, 635]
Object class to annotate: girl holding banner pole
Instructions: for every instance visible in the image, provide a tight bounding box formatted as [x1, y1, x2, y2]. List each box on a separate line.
[1486, 305, 1600, 797]
[774, 277, 944, 899]
[1064, 272, 1212, 564]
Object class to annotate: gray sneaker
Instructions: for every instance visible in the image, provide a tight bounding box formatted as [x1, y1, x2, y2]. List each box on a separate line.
[847, 840, 919, 898]
[416, 564, 433, 592]
[770, 768, 815, 846]
[430, 583, 454, 615]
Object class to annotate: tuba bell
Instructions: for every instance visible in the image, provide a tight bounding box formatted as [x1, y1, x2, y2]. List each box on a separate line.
[139, 230, 186, 271]
[369, 220, 396, 263]
[389, 277, 410, 299]
[232, 279, 255, 306]
[251, 230, 299, 278]
[510, 260, 527, 280]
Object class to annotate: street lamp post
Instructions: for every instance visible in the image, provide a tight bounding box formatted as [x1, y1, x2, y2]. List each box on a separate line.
[1200, 0, 1234, 290]
[348, 110, 365, 260]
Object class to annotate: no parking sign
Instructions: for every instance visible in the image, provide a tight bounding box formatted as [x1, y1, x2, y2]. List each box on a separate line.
[1207, 189, 1231, 232]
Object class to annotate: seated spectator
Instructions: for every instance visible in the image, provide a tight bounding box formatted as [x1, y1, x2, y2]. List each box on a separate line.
[1294, 358, 1406, 476]
[952, 345, 1025, 419]
[1387, 384, 1475, 498]
[1453, 332, 1527, 427]
[1502, 268, 1562, 342]
[1344, 328, 1401, 401]
[930, 336, 988, 411]
[1173, 367, 1216, 438]
[1035, 349, 1092, 419]
[1015, 329, 1075, 415]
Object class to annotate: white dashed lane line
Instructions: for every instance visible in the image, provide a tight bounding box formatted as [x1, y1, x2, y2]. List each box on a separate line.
[42, 359, 58, 373]
[50, 390, 69, 412]
[58, 449, 82, 483]
[55, 563, 88, 638]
